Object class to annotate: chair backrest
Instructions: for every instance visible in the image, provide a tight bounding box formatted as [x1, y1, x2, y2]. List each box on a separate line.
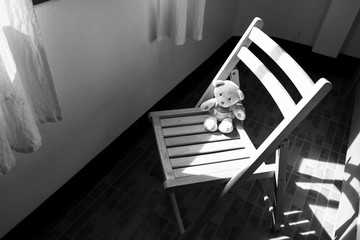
[197, 17, 332, 183]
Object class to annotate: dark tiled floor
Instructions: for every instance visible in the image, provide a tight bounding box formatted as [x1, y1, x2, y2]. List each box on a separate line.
[39, 39, 355, 240]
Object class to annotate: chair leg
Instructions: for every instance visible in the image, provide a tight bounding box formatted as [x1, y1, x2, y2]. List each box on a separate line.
[256, 180, 275, 229]
[178, 140, 289, 239]
[273, 139, 289, 231]
[170, 193, 185, 234]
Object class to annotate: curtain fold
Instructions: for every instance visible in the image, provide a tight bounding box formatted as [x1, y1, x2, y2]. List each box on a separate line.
[0, 0, 62, 176]
[156, 0, 207, 45]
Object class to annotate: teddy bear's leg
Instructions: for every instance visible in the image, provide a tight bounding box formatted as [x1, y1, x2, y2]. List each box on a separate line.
[219, 118, 234, 133]
[203, 116, 218, 132]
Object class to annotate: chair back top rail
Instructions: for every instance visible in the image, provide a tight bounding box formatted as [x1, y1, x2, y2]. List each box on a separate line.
[248, 27, 314, 97]
[196, 17, 316, 110]
[238, 47, 296, 118]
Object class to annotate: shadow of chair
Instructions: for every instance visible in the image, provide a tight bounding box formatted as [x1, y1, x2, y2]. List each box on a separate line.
[148, 17, 332, 239]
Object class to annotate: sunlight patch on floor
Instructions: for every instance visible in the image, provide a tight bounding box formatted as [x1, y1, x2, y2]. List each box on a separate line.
[284, 210, 302, 216]
[269, 236, 291, 240]
[299, 230, 317, 236]
[289, 219, 310, 226]
[291, 157, 346, 238]
[296, 157, 343, 180]
[309, 204, 338, 237]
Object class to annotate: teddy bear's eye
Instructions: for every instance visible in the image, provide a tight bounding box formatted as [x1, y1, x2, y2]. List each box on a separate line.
[219, 93, 222, 96]
[228, 98, 231, 101]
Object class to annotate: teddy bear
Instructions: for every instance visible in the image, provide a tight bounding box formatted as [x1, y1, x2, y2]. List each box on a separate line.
[200, 80, 246, 133]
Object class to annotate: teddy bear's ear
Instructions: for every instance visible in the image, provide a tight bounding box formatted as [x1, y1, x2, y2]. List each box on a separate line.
[214, 80, 225, 88]
[238, 89, 245, 100]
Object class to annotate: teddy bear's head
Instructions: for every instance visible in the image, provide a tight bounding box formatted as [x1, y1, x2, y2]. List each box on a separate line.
[213, 80, 244, 108]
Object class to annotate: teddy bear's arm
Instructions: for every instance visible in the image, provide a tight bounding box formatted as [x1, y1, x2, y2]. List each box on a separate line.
[232, 103, 246, 120]
[200, 98, 217, 111]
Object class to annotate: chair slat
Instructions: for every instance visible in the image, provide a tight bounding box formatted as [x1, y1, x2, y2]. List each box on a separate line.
[149, 108, 203, 119]
[168, 139, 244, 158]
[249, 27, 314, 97]
[161, 114, 209, 127]
[238, 47, 296, 117]
[173, 159, 275, 179]
[171, 149, 250, 168]
[174, 159, 249, 178]
[163, 124, 207, 137]
[165, 131, 239, 147]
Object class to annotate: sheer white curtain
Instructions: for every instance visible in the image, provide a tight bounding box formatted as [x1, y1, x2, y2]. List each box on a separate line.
[0, 0, 62, 176]
[156, 0, 207, 45]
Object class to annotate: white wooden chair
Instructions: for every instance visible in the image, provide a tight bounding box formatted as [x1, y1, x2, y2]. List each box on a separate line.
[149, 17, 332, 239]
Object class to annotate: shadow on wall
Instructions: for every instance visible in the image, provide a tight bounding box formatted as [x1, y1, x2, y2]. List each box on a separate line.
[147, 0, 157, 42]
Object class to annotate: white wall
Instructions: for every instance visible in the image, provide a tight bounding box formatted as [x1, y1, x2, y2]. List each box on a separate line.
[0, 0, 240, 237]
[233, 0, 360, 58]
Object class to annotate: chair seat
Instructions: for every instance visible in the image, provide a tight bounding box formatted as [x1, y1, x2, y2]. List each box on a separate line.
[150, 107, 276, 191]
